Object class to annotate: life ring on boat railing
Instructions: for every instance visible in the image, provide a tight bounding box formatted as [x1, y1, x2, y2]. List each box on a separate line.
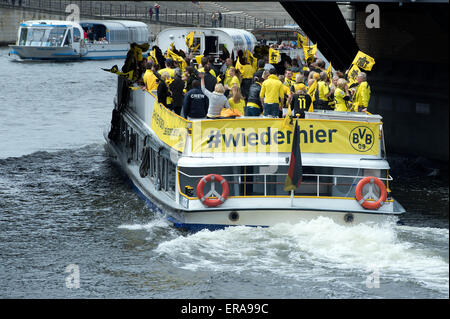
[196, 174, 229, 207]
[355, 176, 387, 210]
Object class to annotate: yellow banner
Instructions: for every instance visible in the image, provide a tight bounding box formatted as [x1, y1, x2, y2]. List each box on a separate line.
[150, 100, 189, 152]
[191, 118, 380, 155]
[351, 50, 375, 71]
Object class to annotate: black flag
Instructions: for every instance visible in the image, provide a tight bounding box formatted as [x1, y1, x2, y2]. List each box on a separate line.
[284, 119, 303, 192]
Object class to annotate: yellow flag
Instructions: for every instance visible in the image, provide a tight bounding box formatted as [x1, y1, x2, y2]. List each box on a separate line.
[192, 43, 200, 53]
[166, 48, 187, 72]
[307, 80, 317, 111]
[246, 49, 257, 71]
[296, 33, 308, 48]
[185, 31, 195, 49]
[101, 65, 134, 80]
[282, 106, 293, 129]
[303, 43, 317, 62]
[147, 48, 158, 66]
[347, 64, 361, 85]
[235, 57, 244, 74]
[169, 42, 175, 52]
[268, 48, 280, 64]
[195, 54, 203, 66]
[351, 50, 375, 71]
[327, 62, 333, 82]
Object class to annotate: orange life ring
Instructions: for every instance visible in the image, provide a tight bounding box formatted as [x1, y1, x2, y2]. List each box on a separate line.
[196, 174, 230, 207]
[355, 176, 387, 210]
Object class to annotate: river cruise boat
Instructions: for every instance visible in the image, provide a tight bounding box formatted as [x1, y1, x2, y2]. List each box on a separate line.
[9, 19, 149, 61]
[104, 77, 406, 231]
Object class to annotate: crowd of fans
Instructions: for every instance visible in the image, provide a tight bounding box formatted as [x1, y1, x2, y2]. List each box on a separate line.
[122, 41, 371, 120]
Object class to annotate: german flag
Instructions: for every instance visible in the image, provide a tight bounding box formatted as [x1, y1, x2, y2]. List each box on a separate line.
[284, 119, 303, 192]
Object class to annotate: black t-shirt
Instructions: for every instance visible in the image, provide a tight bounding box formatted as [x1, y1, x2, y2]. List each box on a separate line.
[290, 93, 312, 117]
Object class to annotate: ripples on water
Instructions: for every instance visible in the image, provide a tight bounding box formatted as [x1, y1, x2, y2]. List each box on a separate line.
[0, 48, 448, 299]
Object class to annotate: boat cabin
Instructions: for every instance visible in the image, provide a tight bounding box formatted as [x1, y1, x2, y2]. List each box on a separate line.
[79, 20, 149, 44]
[155, 27, 257, 60]
[17, 20, 83, 47]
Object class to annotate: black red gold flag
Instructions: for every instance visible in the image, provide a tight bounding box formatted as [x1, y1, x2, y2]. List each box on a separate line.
[284, 119, 303, 192]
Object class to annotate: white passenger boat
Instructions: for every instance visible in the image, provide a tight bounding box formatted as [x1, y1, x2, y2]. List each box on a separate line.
[104, 78, 406, 231]
[8, 19, 149, 61]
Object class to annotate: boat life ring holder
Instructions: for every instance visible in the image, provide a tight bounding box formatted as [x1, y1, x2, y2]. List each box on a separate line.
[355, 176, 387, 210]
[197, 174, 230, 207]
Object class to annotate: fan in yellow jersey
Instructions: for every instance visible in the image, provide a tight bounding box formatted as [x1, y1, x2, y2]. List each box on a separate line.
[307, 72, 320, 110]
[158, 58, 175, 78]
[352, 72, 371, 112]
[314, 72, 334, 110]
[238, 58, 256, 101]
[227, 67, 241, 89]
[228, 86, 245, 116]
[334, 79, 352, 112]
[279, 74, 292, 117]
[143, 61, 158, 92]
[284, 69, 293, 88]
[220, 58, 234, 87]
[290, 73, 305, 94]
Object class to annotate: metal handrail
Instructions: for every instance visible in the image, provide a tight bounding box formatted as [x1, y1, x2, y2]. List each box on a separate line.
[178, 169, 393, 197]
[5, 0, 296, 29]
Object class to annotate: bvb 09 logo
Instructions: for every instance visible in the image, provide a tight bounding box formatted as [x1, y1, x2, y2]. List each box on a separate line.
[349, 126, 375, 152]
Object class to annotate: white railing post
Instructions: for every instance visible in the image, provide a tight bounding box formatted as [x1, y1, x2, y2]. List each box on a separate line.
[317, 176, 320, 196]
[264, 174, 267, 196]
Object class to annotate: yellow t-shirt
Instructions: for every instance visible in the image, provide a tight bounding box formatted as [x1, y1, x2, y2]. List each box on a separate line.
[353, 81, 371, 111]
[241, 64, 255, 79]
[317, 80, 330, 101]
[158, 67, 175, 78]
[228, 98, 245, 115]
[334, 87, 349, 112]
[260, 75, 285, 104]
[229, 76, 240, 88]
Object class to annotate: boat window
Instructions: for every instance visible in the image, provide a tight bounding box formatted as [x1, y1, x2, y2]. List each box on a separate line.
[23, 27, 67, 47]
[26, 28, 46, 46]
[19, 28, 28, 45]
[109, 29, 128, 43]
[204, 36, 218, 56]
[39, 27, 67, 47]
[64, 29, 72, 46]
[73, 28, 81, 42]
[81, 23, 107, 43]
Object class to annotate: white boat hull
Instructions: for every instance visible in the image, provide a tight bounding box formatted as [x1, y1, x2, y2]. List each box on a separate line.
[9, 43, 129, 61]
[104, 133, 401, 231]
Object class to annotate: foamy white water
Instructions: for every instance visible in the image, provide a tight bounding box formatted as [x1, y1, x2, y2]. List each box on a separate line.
[153, 217, 449, 296]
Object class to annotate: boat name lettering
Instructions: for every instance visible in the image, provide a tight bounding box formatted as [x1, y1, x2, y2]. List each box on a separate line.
[191, 119, 380, 155]
[207, 126, 338, 148]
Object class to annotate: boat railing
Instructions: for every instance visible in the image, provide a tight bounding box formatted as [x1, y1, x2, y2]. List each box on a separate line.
[178, 169, 393, 198]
